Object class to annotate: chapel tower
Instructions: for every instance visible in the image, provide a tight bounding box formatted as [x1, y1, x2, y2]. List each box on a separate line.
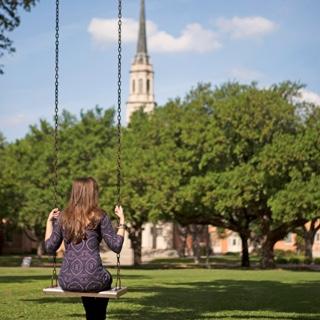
[126, 0, 156, 123]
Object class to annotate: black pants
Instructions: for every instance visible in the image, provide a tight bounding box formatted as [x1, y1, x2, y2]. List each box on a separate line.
[81, 297, 109, 320]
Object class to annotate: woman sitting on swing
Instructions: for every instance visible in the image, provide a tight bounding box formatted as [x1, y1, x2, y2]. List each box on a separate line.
[44, 177, 125, 320]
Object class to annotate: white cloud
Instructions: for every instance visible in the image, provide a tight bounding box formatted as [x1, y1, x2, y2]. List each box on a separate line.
[88, 18, 138, 45]
[217, 16, 277, 39]
[149, 23, 221, 53]
[229, 67, 263, 81]
[299, 89, 320, 106]
[88, 18, 222, 53]
[88, 15, 277, 54]
[0, 114, 30, 128]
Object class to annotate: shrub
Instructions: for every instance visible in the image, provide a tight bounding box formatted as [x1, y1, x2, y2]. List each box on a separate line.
[225, 252, 239, 256]
[303, 258, 313, 265]
[274, 249, 296, 258]
[276, 257, 288, 264]
[288, 257, 301, 264]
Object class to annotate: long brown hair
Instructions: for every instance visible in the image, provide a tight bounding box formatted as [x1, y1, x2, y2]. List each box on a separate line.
[61, 177, 103, 244]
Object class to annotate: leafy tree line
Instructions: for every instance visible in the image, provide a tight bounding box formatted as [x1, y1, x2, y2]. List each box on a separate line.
[135, 81, 320, 268]
[0, 82, 319, 268]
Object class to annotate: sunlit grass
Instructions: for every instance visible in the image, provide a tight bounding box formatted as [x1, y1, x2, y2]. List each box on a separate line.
[1, 266, 320, 319]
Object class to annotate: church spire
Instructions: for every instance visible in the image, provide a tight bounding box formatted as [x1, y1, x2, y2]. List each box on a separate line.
[135, 0, 149, 63]
[126, 0, 155, 123]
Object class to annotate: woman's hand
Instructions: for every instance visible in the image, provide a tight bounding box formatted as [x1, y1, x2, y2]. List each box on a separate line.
[114, 205, 124, 223]
[47, 208, 60, 222]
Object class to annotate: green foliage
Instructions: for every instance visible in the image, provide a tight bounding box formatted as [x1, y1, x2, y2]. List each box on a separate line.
[0, 135, 23, 225]
[139, 81, 319, 267]
[1, 107, 116, 241]
[1, 80, 319, 266]
[260, 101, 320, 222]
[6, 119, 57, 237]
[288, 257, 302, 264]
[303, 257, 313, 265]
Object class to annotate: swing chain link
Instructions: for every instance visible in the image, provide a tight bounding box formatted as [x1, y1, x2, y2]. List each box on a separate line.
[51, 255, 58, 287]
[115, 0, 123, 290]
[117, 0, 122, 207]
[51, 0, 60, 288]
[54, 0, 59, 211]
[115, 253, 122, 289]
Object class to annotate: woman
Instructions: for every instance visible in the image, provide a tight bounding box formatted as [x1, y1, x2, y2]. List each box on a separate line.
[45, 177, 125, 320]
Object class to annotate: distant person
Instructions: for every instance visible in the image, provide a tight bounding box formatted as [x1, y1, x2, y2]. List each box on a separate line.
[45, 177, 126, 320]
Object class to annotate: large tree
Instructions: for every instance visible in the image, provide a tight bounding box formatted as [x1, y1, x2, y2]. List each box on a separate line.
[95, 109, 175, 265]
[8, 119, 57, 255]
[158, 82, 305, 268]
[119, 82, 294, 267]
[266, 106, 320, 262]
[0, 132, 23, 254]
[145, 86, 214, 262]
[4, 107, 116, 256]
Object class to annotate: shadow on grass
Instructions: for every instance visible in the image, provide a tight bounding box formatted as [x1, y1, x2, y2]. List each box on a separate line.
[14, 278, 320, 319]
[0, 275, 50, 283]
[110, 279, 320, 320]
[22, 297, 81, 304]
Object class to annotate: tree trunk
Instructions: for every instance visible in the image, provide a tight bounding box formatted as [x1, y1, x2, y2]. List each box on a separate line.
[294, 219, 320, 261]
[0, 223, 4, 255]
[301, 219, 320, 260]
[189, 224, 204, 264]
[260, 239, 276, 268]
[259, 216, 307, 268]
[304, 233, 314, 260]
[128, 226, 142, 266]
[206, 225, 211, 268]
[176, 224, 188, 258]
[152, 223, 157, 250]
[239, 232, 250, 267]
[37, 240, 44, 257]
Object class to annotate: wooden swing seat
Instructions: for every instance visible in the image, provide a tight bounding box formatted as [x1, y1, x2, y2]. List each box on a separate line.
[43, 286, 127, 299]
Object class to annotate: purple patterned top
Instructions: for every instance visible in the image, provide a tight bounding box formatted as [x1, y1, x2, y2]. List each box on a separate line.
[45, 213, 124, 292]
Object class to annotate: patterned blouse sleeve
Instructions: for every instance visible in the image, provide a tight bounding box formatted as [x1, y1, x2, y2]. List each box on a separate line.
[100, 214, 124, 254]
[45, 217, 63, 254]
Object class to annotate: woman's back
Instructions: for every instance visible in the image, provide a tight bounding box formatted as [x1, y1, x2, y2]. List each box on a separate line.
[45, 213, 124, 292]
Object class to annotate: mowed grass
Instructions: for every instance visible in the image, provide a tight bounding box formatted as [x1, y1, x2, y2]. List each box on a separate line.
[0, 267, 319, 320]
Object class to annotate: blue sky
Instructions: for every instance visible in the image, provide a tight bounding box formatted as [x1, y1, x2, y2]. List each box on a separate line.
[1, 0, 320, 141]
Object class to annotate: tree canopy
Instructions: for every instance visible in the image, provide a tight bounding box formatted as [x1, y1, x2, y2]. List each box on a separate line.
[1, 81, 319, 267]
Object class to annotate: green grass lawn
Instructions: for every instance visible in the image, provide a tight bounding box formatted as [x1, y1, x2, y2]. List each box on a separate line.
[0, 254, 63, 267]
[0, 267, 319, 320]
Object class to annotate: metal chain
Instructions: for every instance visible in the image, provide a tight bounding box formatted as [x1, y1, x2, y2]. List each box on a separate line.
[115, 0, 122, 290]
[116, 0, 122, 206]
[51, 0, 60, 288]
[54, 0, 59, 214]
[115, 252, 122, 289]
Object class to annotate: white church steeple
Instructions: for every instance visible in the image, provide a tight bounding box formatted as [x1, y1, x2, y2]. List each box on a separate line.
[126, 0, 156, 123]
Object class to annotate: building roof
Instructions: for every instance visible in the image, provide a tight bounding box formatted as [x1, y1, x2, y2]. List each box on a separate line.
[135, 0, 149, 64]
